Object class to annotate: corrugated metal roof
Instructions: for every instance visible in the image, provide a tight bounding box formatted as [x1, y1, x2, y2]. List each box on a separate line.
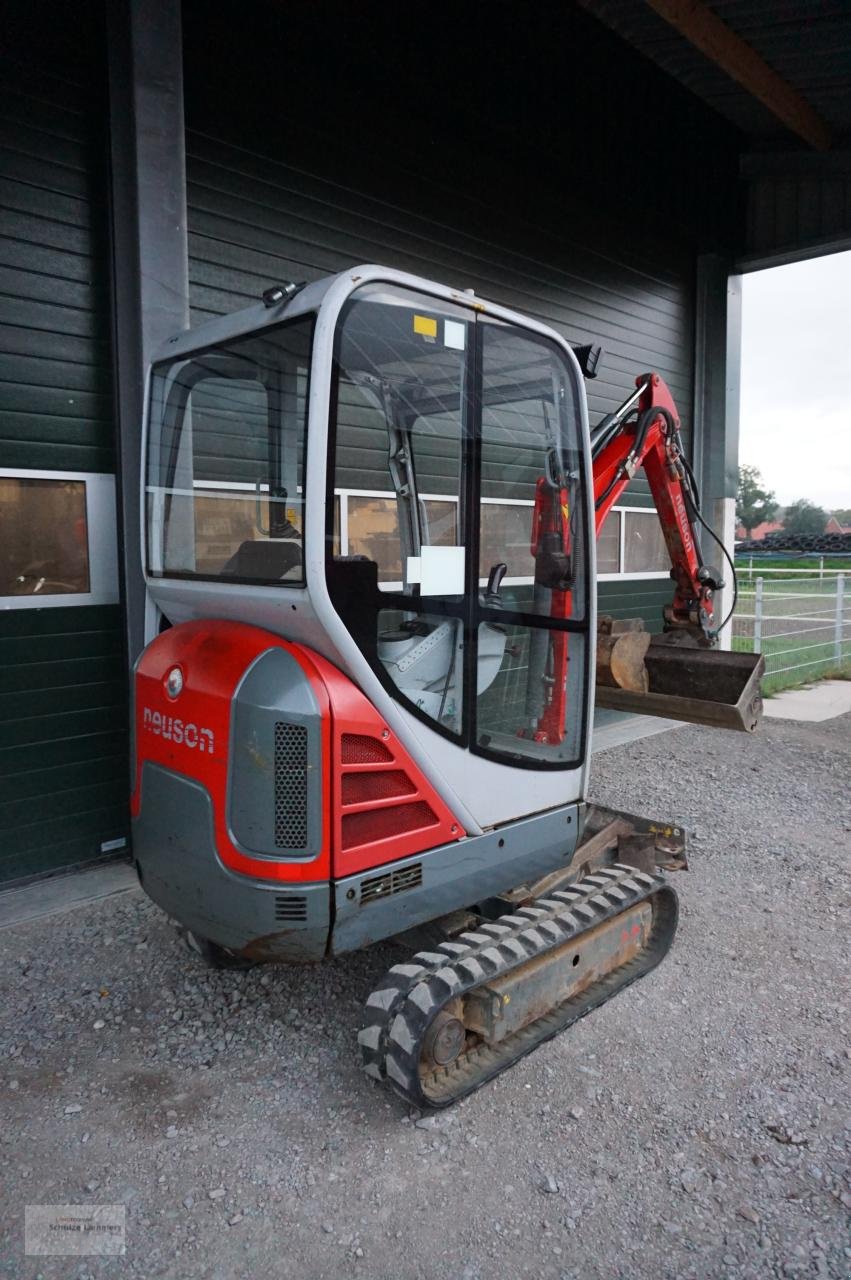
[579, 1, 851, 145]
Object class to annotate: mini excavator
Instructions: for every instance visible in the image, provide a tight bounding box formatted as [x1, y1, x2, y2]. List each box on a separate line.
[134, 265, 763, 1108]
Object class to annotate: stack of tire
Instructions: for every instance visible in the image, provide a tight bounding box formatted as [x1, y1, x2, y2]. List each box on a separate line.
[736, 531, 851, 554]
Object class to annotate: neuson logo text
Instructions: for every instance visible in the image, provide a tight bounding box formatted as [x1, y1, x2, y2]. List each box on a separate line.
[143, 707, 214, 754]
[673, 492, 695, 556]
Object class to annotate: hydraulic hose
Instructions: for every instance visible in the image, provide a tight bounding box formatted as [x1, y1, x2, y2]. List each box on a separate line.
[594, 405, 673, 512]
[678, 448, 738, 632]
[683, 484, 739, 633]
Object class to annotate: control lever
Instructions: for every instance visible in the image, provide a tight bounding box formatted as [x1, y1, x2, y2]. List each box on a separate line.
[485, 562, 508, 607]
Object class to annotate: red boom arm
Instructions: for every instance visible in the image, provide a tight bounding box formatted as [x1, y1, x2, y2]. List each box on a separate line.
[527, 371, 723, 744]
[593, 372, 721, 637]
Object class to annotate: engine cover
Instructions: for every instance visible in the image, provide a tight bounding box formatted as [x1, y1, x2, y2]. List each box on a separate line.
[135, 617, 466, 869]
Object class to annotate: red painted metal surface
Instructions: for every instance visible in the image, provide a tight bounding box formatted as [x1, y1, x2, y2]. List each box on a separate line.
[133, 620, 332, 883]
[529, 473, 574, 745]
[303, 647, 465, 878]
[524, 371, 717, 743]
[593, 373, 712, 631]
[133, 620, 464, 886]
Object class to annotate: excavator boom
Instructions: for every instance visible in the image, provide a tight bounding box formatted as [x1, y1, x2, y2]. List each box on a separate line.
[585, 369, 764, 732]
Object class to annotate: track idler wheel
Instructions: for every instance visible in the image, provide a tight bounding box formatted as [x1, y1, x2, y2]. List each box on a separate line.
[420, 1007, 466, 1070]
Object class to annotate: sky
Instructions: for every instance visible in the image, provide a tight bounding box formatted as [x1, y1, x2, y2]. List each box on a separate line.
[739, 249, 851, 513]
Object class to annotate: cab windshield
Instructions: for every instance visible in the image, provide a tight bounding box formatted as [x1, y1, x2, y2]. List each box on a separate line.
[326, 283, 589, 769]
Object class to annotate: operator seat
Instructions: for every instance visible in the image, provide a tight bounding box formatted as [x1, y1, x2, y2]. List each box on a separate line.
[221, 537, 302, 580]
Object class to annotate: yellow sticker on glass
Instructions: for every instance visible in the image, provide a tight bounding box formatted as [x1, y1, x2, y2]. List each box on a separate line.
[413, 314, 438, 338]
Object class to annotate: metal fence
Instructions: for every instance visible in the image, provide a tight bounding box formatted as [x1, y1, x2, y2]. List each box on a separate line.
[731, 572, 850, 694]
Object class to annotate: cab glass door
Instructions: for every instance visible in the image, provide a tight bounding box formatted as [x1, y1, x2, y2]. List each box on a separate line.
[326, 284, 589, 769]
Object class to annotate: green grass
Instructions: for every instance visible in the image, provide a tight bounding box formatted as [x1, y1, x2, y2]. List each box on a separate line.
[735, 556, 851, 573]
[732, 632, 851, 695]
[733, 561, 850, 692]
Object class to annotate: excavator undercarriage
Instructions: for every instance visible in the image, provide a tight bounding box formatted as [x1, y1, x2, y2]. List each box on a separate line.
[361, 806, 681, 1108]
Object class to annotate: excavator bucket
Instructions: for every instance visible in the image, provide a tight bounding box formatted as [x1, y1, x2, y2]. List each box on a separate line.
[596, 634, 765, 732]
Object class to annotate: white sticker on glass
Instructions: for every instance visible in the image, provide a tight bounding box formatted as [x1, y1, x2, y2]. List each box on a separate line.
[444, 320, 466, 351]
[420, 545, 466, 597]
[405, 555, 422, 584]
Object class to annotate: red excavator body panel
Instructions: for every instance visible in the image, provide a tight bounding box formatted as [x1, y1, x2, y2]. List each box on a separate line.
[133, 619, 463, 886]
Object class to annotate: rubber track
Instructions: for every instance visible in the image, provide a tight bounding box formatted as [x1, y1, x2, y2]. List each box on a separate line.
[358, 863, 678, 1109]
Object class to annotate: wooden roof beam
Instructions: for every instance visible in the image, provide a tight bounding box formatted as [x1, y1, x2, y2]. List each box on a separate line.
[643, 0, 832, 151]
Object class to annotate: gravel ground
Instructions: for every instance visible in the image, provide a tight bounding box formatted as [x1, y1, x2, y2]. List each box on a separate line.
[1, 712, 849, 1280]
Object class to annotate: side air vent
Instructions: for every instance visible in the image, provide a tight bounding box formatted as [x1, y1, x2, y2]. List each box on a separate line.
[274, 722, 308, 849]
[342, 800, 437, 850]
[360, 862, 423, 906]
[341, 769, 416, 805]
[274, 894, 308, 922]
[341, 733, 392, 764]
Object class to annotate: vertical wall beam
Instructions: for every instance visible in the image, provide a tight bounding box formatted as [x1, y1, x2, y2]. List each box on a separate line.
[692, 254, 741, 648]
[107, 0, 189, 668]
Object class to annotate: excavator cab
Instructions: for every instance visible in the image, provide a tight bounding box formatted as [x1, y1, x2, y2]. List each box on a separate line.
[144, 270, 596, 832]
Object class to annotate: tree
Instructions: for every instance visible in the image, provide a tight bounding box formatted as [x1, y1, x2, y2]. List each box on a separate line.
[736, 465, 778, 535]
[782, 498, 829, 536]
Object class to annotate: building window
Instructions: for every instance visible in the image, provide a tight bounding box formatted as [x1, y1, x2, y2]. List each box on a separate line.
[479, 501, 535, 580]
[0, 476, 89, 596]
[346, 495, 405, 583]
[595, 507, 670, 579]
[623, 509, 669, 574]
[330, 491, 668, 583]
[342, 492, 458, 587]
[597, 510, 621, 575]
[0, 471, 119, 608]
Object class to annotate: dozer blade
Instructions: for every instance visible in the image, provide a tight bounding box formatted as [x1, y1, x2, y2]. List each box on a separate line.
[596, 639, 765, 732]
[359, 865, 677, 1109]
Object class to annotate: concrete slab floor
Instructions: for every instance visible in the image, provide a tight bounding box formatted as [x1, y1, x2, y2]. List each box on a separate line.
[0, 860, 139, 931]
[763, 678, 851, 723]
[592, 708, 681, 753]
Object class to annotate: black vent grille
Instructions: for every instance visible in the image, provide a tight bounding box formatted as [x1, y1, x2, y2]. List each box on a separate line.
[274, 894, 308, 922]
[274, 723, 309, 849]
[360, 862, 423, 906]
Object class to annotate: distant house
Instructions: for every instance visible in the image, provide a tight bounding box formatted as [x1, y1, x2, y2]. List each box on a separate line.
[737, 510, 851, 541]
[735, 516, 785, 541]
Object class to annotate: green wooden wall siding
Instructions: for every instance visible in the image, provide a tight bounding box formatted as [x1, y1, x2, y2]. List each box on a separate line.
[0, 606, 130, 883]
[0, 5, 114, 473]
[0, 4, 129, 884]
